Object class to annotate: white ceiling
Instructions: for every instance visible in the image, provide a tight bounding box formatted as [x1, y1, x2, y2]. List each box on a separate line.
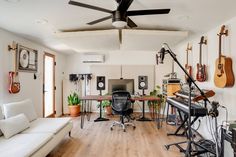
[0, 0, 236, 54]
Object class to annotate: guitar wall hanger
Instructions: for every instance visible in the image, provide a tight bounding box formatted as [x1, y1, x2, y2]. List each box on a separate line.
[199, 37, 207, 45]
[217, 25, 228, 37]
[8, 41, 17, 51]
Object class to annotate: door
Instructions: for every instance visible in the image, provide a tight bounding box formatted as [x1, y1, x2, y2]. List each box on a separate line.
[43, 53, 55, 117]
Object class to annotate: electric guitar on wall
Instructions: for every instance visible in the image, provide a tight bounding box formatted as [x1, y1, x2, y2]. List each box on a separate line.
[196, 36, 207, 82]
[214, 25, 234, 88]
[8, 41, 20, 94]
[9, 72, 20, 94]
[185, 43, 192, 82]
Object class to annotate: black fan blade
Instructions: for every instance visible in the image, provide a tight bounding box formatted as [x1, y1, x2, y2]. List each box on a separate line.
[87, 15, 112, 25]
[127, 9, 170, 16]
[127, 17, 137, 28]
[117, 0, 133, 11]
[69, 0, 112, 13]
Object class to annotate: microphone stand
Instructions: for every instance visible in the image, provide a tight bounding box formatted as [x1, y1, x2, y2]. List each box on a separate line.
[163, 43, 216, 156]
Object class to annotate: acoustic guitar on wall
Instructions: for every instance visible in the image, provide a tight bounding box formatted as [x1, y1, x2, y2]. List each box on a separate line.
[8, 41, 20, 94]
[196, 36, 207, 82]
[214, 25, 234, 88]
[185, 43, 192, 82]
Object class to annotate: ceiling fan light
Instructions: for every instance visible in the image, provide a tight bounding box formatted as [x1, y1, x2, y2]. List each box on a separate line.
[112, 21, 127, 28]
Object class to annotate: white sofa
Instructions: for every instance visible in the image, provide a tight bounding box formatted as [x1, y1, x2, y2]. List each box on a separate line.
[0, 99, 73, 157]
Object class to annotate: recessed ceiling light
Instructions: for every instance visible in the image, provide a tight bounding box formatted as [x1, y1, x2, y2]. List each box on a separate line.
[35, 19, 48, 25]
[5, 0, 20, 3]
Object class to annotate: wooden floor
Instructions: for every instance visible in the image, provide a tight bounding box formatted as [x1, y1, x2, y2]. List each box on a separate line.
[48, 113, 187, 157]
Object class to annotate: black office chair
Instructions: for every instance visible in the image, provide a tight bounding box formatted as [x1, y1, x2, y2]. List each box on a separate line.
[110, 91, 135, 132]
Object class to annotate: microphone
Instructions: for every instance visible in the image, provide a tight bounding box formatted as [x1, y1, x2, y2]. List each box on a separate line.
[159, 47, 166, 64]
[156, 47, 166, 64]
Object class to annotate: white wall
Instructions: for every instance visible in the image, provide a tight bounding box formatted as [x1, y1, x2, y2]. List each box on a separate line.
[174, 16, 236, 157]
[63, 51, 172, 113]
[0, 28, 66, 117]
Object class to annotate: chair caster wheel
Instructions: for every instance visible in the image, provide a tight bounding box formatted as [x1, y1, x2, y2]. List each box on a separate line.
[123, 129, 126, 132]
[110, 127, 113, 131]
[133, 126, 136, 129]
[165, 145, 170, 150]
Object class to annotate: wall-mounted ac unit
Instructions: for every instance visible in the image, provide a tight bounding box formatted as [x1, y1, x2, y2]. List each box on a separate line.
[82, 54, 105, 63]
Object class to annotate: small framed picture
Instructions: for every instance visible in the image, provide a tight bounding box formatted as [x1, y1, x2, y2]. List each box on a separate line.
[16, 45, 38, 72]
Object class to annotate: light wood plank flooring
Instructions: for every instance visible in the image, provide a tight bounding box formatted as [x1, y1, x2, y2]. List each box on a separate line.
[48, 113, 186, 157]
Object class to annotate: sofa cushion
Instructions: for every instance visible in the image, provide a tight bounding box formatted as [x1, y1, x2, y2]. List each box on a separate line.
[3, 99, 37, 122]
[23, 117, 71, 134]
[0, 106, 4, 136]
[0, 114, 30, 138]
[0, 133, 53, 157]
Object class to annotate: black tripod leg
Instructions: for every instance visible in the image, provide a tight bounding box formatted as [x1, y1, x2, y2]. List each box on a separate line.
[182, 116, 199, 136]
[185, 141, 191, 157]
[167, 116, 188, 136]
[165, 141, 187, 150]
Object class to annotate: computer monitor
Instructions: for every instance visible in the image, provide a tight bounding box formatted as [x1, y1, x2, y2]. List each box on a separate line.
[108, 79, 134, 95]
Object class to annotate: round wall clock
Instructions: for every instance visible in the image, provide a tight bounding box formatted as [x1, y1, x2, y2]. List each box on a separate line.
[19, 49, 29, 68]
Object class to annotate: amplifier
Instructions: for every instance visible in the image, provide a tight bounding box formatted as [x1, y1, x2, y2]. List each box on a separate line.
[162, 79, 181, 96]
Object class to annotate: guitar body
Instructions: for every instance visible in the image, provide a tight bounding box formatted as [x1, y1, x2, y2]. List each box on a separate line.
[196, 64, 207, 82]
[214, 56, 234, 88]
[9, 72, 20, 94]
[185, 64, 192, 81]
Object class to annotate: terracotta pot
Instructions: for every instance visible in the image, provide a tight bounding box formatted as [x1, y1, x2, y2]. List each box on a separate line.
[68, 105, 80, 117]
[105, 106, 112, 115]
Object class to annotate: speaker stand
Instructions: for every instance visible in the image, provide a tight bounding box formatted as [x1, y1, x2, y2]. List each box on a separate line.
[137, 89, 151, 121]
[94, 90, 109, 122]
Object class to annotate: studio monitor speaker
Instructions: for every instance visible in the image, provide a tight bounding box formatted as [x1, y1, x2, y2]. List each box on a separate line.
[138, 76, 148, 90]
[97, 76, 105, 90]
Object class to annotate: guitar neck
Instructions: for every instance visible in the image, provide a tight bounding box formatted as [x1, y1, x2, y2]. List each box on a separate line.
[218, 35, 222, 64]
[199, 44, 202, 65]
[186, 51, 188, 66]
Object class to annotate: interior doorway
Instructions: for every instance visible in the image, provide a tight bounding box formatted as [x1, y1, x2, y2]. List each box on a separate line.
[43, 53, 55, 117]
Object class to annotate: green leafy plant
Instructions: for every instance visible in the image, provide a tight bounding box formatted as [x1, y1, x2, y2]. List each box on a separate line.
[67, 92, 81, 106]
[101, 100, 111, 108]
[148, 85, 165, 112]
[97, 93, 111, 108]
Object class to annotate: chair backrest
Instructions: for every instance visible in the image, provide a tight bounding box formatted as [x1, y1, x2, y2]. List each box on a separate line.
[112, 91, 132, 112]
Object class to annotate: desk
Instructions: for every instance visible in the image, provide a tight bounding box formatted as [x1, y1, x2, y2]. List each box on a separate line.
[80, 95, 160, 129]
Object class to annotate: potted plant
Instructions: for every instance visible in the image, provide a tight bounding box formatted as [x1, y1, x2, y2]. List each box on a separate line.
[68, 92, 81, 117]
[148, 85, 165, 120]
[96, 93, 112, 115]
[101, 100, 112, 115]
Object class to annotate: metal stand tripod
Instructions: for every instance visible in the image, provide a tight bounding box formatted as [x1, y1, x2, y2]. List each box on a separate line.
[94, 90, 109, 122]
[162, 43, 215, 156]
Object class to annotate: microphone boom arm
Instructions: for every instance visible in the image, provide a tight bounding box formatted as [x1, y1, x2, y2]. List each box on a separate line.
[162, 43, 210, 104]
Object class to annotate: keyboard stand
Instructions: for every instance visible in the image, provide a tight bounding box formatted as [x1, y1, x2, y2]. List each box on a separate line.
[167, 108, 200, 137]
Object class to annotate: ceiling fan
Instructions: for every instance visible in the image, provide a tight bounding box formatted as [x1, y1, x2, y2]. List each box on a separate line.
[68, 0, 171, 28]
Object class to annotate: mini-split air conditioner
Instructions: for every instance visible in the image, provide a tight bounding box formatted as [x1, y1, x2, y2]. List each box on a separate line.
[82, 54, 105, 63]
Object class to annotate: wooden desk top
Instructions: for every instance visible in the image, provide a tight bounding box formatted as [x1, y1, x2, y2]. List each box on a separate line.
[80, 95, 160, 101]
